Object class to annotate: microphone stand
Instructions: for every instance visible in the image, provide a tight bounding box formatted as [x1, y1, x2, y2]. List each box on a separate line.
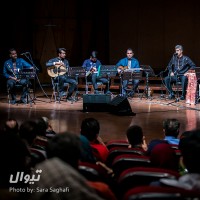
[140, 70, 152, 100]
[74, 73, 80, 101]
[106, 72, 113, 95]
[25, 76, 35, 107]
[119, 72, 124, 96]
[22, 52, 50, 102]
[85, 73, 89, 94]
[155, 71, 166, 99]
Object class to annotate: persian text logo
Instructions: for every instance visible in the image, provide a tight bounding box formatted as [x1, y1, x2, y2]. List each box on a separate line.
[9, 169, 42, 185]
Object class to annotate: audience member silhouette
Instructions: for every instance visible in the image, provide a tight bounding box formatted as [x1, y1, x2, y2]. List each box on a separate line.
[29, 157, 104, 200]
[3, 118, 19, 135]
[41, 116, 56, 138]
[46, 132, 81, 169]
[0, 132, 31, 199]
[45, 132, 116, 200]
[126, 125, 147, 151]
[150, 143, 179, 171]
[80, 117, 109, 163]
[163, 118, 180, 145]
[159, 129, 200, 192]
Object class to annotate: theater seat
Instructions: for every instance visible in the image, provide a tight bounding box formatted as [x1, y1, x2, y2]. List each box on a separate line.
[106, 140, 129, 150]
[117, 167, 180, 197]
[78, 162, 110, 183]
[106, 147, 146, 167]
[111, 154, 151, 178]
[123, 185, 200, 200]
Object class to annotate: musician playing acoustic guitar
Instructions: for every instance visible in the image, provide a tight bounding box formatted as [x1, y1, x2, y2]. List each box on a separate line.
[116, 48, 141, 97]
[3, 48, 33, 104]
[46, 48, 77, 101]
[82, 51, 110, 94]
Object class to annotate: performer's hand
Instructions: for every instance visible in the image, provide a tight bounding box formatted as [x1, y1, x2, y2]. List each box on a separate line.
[170, 72, 174, 76]
[92, 67, 97, 72]
[12, 77, 17, 81]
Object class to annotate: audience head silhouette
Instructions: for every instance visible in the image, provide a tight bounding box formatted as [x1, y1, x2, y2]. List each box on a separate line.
[81, 118, 100, 142]
[46, 132, 81, 169]
[163, 118, 180, 137]
[126, 125, 144, 147]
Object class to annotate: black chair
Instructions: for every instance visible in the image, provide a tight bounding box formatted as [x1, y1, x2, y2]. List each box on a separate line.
[50, 77, 69, 103]
[172, 76, 182, 101]
[7, 83, 22, 104]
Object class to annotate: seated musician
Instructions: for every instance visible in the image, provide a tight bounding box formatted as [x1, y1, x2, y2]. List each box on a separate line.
[46, 48, 77, 101]
[116, 48, 141, 97]
[3, 48, 33, 104]
[164, 45, 196, 100]
[82, 51, 110, 94]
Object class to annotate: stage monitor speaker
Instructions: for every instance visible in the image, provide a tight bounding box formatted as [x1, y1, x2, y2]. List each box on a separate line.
[83, 94, 111, 112]
[109, 95, 136, 116]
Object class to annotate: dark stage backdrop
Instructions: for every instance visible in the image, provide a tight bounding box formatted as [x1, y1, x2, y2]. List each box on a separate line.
[0, 0, 200, 86]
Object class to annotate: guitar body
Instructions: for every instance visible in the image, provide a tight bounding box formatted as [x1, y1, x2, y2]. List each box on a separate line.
[118, 66, 128, 73]
[117, 66, 142, 74]
[47, 64, 67, 77]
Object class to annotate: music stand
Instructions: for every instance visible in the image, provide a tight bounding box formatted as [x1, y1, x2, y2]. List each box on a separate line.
[122, 70, 142, 97]
[99, 65, 118, 95]
[140, 65, 155, 100]
[17, 69, 36, 107]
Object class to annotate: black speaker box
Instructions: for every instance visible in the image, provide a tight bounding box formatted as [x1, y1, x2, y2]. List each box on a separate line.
[83, 94, 111, 112]
[109, 95, 136, 116]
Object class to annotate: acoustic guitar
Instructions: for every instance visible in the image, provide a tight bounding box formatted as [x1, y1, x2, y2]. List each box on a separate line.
[47, 64, 68, 78]
[117, 66, 143, 74]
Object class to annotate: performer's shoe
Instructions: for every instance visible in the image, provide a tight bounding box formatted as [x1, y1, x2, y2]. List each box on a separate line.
[20, 98, 27, 104]
[180, 96, 185, 100]
[105, 91, 112, 95]
[66, 96, 74, 101]
[168, 94, 175, 99]
[128, 91, 134, 98]
[59, 91, 67, 97]
[10, 100, 16, 105]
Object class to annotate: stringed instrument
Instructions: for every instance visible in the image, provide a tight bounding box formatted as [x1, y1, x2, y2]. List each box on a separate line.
[47, 63, 68, 78]
[86, 67, 97, 77]
[117, 66, 143, 74]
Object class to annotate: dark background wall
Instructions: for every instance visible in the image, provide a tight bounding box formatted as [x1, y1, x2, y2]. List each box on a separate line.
[1, 0, 200, 84]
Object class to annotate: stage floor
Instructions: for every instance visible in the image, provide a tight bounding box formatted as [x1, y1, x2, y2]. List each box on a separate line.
[1, 90, 200, 144]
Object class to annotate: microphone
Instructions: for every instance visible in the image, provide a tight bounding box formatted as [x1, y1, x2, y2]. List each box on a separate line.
[20, 52, 29, 55]
[173, 53, 178, 56]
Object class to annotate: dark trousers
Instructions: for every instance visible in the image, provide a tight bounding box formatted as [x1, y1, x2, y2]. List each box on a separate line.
[122, 79, 140, 96]
[164, 75, 188, 96]
[87, 73, 109, 92]
[7, 78, 29, 100]
[55, 75, 77, 96]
